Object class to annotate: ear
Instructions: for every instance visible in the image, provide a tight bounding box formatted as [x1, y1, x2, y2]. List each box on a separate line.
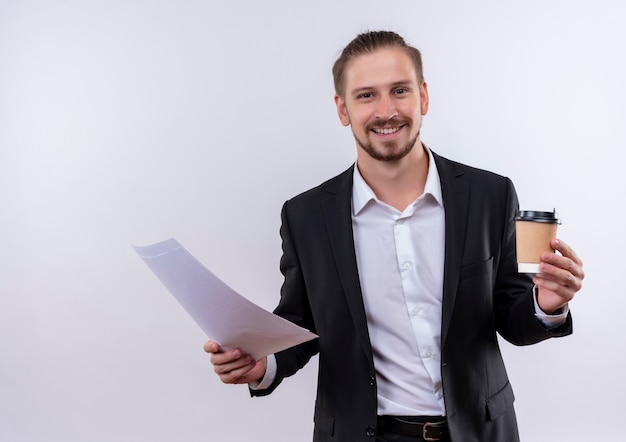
[334, 94, 351, 127]
[420, 82, 429, 115]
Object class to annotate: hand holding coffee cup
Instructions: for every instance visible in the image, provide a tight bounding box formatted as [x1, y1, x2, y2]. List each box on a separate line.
[515, 210, 561, 274]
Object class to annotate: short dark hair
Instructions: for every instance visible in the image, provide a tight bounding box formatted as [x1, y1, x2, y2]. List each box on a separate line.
[332, 30, 424, 97]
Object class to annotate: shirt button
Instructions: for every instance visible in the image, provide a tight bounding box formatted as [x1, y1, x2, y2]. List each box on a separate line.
[423, 350, 432, 358]
[366, 425, 376, 437]
[403, 262, 411, 270]
[436, 390, 443, 399]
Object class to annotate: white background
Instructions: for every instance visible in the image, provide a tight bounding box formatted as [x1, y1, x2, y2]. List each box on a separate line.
[1, 1, 624, 440]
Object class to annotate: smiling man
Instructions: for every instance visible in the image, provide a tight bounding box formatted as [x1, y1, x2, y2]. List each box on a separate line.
[334, 43, 430, 213]
[205, 31, 585, 442]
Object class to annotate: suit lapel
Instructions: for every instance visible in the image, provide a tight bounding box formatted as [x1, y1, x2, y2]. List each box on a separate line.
[433, 153, 469, 348]
[320, 165, 374, 361]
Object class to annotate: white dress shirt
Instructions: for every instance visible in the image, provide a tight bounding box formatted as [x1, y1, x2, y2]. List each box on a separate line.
[352, 148, 446, 416]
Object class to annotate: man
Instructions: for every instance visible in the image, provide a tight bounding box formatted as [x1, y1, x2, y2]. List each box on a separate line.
[205, 31, 584, 441]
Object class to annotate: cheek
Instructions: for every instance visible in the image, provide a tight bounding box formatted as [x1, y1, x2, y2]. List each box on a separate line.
[401, 100, 421, 117]
[351, 110, 372, 129]
[402, 106, 423, 123]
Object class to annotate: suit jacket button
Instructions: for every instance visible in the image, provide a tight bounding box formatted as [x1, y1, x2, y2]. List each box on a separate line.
[369, 376, 376, 386]
[366, 425, 376, 437]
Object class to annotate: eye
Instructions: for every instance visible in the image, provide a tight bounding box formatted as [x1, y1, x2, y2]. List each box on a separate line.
[394, 88, 408, 95]
[358, 92, 373, 100]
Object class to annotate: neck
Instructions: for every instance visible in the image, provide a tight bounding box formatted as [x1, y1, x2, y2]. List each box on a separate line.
[357, 143, 429, 212]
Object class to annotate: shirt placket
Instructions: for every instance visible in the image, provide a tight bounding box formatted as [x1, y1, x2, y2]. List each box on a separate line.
[394, 211, 444, 404]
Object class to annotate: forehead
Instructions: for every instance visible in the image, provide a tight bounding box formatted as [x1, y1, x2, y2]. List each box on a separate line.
[343, 47, 418, 92]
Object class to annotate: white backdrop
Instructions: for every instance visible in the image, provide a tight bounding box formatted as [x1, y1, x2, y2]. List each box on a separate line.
[1, 1, 624, 440]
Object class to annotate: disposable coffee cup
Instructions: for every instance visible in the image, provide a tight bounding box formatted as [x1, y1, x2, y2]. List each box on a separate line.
[515, 209, 561, 273]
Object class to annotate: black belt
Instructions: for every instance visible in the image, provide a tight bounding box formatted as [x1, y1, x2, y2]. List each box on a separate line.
[377, 415, 449, 441]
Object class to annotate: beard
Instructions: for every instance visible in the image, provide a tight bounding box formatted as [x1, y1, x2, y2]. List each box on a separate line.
[352, 118, 421, 162]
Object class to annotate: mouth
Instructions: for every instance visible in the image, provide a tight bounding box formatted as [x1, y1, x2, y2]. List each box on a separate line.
[371, 125, 404, 136]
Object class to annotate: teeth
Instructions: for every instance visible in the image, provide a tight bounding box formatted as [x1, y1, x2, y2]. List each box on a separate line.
[374, 127, 400, 135]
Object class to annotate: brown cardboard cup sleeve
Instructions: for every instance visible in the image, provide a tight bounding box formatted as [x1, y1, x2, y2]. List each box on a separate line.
[515, 210, 561, 273]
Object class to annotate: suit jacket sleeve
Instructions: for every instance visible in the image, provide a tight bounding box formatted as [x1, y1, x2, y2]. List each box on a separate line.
[250, 200, 320, 397]
[493, 177, 572, 344]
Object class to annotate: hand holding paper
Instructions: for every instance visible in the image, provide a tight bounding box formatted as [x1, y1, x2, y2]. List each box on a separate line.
[134, 238, 317, 361]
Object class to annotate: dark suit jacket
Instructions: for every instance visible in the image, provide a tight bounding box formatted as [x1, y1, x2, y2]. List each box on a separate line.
[252, 151, 572, 441]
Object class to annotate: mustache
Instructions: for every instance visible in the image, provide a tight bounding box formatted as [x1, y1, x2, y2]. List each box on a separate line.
[367, 117, 411, 130]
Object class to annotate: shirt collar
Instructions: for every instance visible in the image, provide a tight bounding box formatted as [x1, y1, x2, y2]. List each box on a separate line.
[352, 145, 444, 216]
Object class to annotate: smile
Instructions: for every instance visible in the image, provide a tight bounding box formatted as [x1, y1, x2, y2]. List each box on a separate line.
[372, 126, 403, 135]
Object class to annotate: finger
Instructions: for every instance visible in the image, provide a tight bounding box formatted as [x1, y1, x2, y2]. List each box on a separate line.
[203, 340, 221, 354]
[551, 238, 583, 267]
[540, 254, 585, 285]
[214, 358, 256, 384]
[210, 347, 245, 365]
[213, 356, 252, 375]
[534, 263, 582, 295]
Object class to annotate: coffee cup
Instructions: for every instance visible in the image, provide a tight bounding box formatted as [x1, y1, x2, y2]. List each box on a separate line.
[515, 209, 561, 273]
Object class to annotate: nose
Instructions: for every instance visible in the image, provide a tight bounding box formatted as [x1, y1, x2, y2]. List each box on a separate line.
[375, 96, 398, 120]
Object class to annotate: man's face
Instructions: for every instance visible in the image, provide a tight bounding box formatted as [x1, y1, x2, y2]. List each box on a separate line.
[335, 47, 429, 162]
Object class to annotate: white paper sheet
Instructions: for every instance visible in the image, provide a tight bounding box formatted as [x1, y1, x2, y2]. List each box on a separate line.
[134, 238, 317, 360]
